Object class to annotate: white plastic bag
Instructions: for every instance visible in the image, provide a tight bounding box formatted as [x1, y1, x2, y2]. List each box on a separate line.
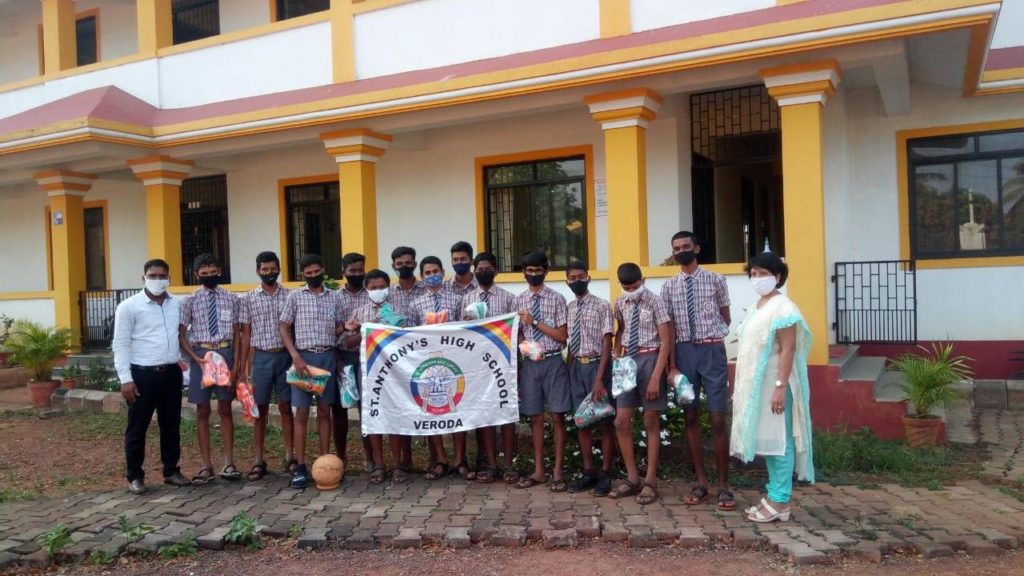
[611, 356, 637, 398]
[339, 364, 360, 408]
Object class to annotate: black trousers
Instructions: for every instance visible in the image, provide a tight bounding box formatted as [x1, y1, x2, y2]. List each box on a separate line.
[124, 366, 183, 481]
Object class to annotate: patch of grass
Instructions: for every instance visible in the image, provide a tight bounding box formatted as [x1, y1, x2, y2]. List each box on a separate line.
[88, 550, 118, 565]
[853, 527, 878, 541]
[287, 524, 303, 538]
[39, 523, 71, 557]
[812, 427, 985, 487]
[117, 514, 155, 543]
[998, 485, 1024, 504]
[225, 511, 262, 550]
[0, 488, 42, 503]
[157, 535, 198, 559]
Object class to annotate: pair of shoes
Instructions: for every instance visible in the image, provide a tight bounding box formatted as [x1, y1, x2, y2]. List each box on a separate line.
[291, 464, 310, 489]
[127, 479, 147, 495]
[567, 471, 599, 493]
[163, 472, 190, 487]
[591, 475, 612, 497]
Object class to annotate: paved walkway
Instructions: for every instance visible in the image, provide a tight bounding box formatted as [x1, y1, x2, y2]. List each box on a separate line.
[979, 410, 1024, 483]
[1, 472, 1023, 570]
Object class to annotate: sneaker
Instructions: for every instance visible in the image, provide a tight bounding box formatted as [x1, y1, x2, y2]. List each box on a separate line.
[291, 464, 309, 489]
[127, 479, 147, 495]
[163, 472, 190, 487]
[591, 475, 612, 497]
[567, 472, 599, 493]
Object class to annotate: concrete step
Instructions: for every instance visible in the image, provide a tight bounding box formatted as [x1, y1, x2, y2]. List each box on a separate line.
[828, 344, 860, 374]
[839, 355, 886, 383]
[873, 369, 906, 403]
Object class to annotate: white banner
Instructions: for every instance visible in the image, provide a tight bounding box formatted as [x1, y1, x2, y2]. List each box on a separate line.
[359, 313, 521, 435]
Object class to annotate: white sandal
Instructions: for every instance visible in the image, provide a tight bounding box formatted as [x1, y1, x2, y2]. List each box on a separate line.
[747, 498, 790, 523]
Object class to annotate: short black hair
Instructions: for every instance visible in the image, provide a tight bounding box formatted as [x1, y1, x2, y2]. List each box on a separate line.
[255, 251, 279, 267]
[521, 250, 549, 270]
[617, 262, 643, 285]
[420, 255, 444, 274]
[473, 252, 497, 268]
[672, 230, 699, 245]
[391, 246, 416, 262]
[192, 253, 219, 271]
[342, 252, 365, 269]
[299, 253, 322, 271]
[450, 241, 473, 257]
[143, 259, 169, 273]
[747, 252, 789, 288]
[565, 259, 588, 274]
[365, 268, 390, 286]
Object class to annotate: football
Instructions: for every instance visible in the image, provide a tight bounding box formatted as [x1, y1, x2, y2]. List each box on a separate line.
[310, 454, 344, 490]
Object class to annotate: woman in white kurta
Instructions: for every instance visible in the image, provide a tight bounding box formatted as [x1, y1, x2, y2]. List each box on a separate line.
[731, 252, 815, 523]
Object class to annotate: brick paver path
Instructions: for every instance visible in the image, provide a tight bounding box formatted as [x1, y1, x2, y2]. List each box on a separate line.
[979, 410, 1024, 483]
[2, 473, 1023, 569]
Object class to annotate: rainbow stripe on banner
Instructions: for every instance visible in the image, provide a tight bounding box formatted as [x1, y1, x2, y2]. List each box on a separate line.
[464, 317, 515, 362]
[364, 326, 407, 369]
[363, 316, 516, 368]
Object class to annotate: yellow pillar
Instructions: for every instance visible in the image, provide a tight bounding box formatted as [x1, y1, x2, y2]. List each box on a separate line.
[128, 156, 195, 286]
[320, 128, 392, 269]
[34, 171, 96, 337]
[586, 88, 662, 299]
[136, 0, 174, 55]
[330, 0, 356, 82]
[41, 0, 77, 74]
[760, 60, 842, 366]
[599, 0, 631, 38]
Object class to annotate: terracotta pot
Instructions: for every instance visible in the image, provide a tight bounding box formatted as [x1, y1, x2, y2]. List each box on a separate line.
[27, 379, 60, 409]
[903, 414, 943, 448]
[62, 378, 77, 390]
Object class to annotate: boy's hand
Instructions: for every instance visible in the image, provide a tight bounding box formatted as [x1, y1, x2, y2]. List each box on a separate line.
[591, 381, 607, 401]
[344, 319, 360, 332]
[668, 367, 682, 384]
[291, 356, 310, 377]
[518, 310, 534, 325]
[645, 378, 660, 401]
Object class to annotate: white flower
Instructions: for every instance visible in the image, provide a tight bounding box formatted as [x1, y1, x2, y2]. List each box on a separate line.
[640, 431, 647, 438]
[638, 440, 647, 447]
[667, 401, 677, 408]
[660, 414, 667, 421]
[594, 449, 602, 454]
[661, 440, 670, 446]
[572, 451, 580, 456]
[659, 430, 669, 438]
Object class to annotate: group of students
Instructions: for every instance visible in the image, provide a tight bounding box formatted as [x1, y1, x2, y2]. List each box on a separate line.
[115, 232, 741, 509]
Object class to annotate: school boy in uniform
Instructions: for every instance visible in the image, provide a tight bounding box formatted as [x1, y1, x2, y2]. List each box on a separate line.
[178, 253, 241, 485]
[335, 252, 373, 469]
[460, 251, 517, 484]
[564, 260, 617, 496]
[446, 241, 478, 297]
[512, 250, 570, 492]
[387, 246, 425, 472]
[407, 256, 465, 480]
[610, 263, 673, 505]
[280, 254, 345, 489]
[237, 251, 293, 480]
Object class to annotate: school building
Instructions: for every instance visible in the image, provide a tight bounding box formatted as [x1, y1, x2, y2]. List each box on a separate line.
[0, 0, 1022, 436]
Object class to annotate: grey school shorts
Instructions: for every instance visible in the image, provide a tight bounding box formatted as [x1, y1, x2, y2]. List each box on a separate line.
[290, 349, 338, 409]
[676, 341, 729, 414]
[518, 354, 571, 417]
[615, 351, 668, 411]
[568, 359, 613, 413]
[251, 349, 291, 406]
[188, 346, 235, 405]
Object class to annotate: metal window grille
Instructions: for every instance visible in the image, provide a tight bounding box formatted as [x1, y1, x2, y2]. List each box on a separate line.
[276, 0, 329, 20]
[690, 85, 780, 164]
[172, 0, 220, 45]
[79, 289, 136, 350]
[180, 175, 230, 285]
[833, 260, 917, 344]
[285, 182, 341, 280]
[483, 157, 587, 272]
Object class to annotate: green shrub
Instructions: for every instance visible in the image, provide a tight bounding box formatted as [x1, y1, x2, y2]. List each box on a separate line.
[225, 512, 262, 550]
[158, 535, 198, 559]
[39, 523, 72, 558]
[2, 320, 74, 381]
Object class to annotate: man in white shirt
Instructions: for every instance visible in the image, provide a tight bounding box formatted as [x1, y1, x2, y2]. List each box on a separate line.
[112, 259, 191, 494]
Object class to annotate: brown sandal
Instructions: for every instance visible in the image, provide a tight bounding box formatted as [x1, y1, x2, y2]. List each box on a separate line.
[516, 474, 547, 489]
[608, 479, 640, 499]
[682, 484, 708, 505]
[637, 482, 658, 505]
[191, 465, 214, 486]
[247, 462, 267, 481]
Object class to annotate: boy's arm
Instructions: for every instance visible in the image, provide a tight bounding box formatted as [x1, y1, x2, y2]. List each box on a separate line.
[593, 333, 612, 399]
[648, 321, 674, 401]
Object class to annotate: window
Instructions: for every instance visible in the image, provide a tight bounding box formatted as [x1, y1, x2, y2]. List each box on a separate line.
[483, 156, 587, 272]
[274, 0, 329, 21]
[180, 176, 231, 285]
[37, 11, 99, 73]
[908, 129, 1024, 259]
[172, 0, 220, 45]
[285, 181, 341, 280]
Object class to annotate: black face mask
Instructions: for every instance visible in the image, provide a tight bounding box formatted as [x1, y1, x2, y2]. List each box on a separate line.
[453, 263, 472, 276]
[475, 270, 496, 287]
[525, 273, 545, 287]
[396, 265, 416, 280]
[306, 274, 324, 289]
[346, 275, 365, 290]
[674, 250, 697, 266]
[200, 275, 221, 289]
[259, 272, 279, 286]
[567, 280, 589, 296]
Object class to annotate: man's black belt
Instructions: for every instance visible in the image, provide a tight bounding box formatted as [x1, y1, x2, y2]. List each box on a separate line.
[131, 363, 178, 372]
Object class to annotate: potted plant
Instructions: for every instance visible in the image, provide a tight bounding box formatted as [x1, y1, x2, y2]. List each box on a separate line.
[61, 364, 84, 390]
[0, 313, 14, 366]
[888, 342, 972, 448]
[83, 358, 113, 391]
[1, 320, 74, 409]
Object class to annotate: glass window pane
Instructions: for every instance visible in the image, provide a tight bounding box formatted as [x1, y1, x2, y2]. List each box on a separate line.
[909, 136, 974, 159]
[172, 0, 220, 45]
[276, 0, 329, 21]
[979, 131, 1024, 153]
[285, 182, 340, 279]
[956, 160, 999, 250]
[1002, 157, 1024, 249]
[913, 164, 955, 255]
[76, 16, 97, 66]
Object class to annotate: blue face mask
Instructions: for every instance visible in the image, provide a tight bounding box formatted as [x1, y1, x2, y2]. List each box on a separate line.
[424, 274, 444, 288]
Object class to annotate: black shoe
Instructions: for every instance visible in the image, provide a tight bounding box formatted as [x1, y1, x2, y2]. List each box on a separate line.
[127, 479, 147, 495]
[291, 464, 309, 489]
[163, 472, 190, 487]
[567, 472, 599, 493]
[592, 475, 612, 497]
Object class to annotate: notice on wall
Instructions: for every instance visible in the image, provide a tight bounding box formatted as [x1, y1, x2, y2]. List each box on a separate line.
[595, 179, 607, 218]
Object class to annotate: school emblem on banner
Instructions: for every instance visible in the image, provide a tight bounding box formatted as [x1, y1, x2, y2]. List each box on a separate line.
[360, 313, 520, 435]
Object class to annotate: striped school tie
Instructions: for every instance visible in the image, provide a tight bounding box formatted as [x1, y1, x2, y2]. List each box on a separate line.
[569, 308, 581, 358]
[481, 290, 489, 304]
[207, 290, 219, 339]
[627, 303, 640, 357]
[433, 293, 441, 313]
[531, 294, 542, 342]
[685, 275, 697, 341]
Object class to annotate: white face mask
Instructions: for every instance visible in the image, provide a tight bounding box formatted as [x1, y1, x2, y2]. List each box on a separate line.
[145, 278, 169, 296]
[368, 288, 389, 304]
[751, 276, 778, 296]
[622, 285, 645, 300]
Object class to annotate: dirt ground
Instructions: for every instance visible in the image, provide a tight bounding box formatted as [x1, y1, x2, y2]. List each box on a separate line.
[3, 542, 1020, 576]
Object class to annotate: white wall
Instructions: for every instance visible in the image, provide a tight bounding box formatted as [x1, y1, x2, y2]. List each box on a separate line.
[84, 177, 148, 288]
[630, 0, 774, 33]
[0, 299, 56, 328]
[823, 86, 851, 345]
[0, 3, 41, 84]
[0, 183, 50, 292]
[353, 0, 601, 79]
[845, 81, 1024, 340]
[79, 0, 138, 61]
